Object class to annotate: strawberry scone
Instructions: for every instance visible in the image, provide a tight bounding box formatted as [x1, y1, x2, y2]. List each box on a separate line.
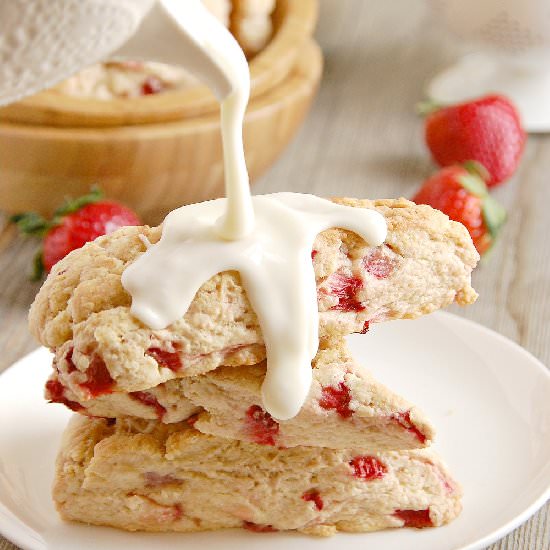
[47, 341, 434, 452]
[230, 0, 275, 57]
[54, 415, 461, 535]
[30, 198, 478, 397]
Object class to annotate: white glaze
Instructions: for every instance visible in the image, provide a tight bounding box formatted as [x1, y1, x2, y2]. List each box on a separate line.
[120, 0, 388, 420]
[122, 194, 386, 420]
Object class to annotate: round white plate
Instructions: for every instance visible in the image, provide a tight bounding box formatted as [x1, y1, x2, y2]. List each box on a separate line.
[1, 312, 549, 550]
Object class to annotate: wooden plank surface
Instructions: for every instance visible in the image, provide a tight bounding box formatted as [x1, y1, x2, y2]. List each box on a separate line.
[0, 0, 548, 548]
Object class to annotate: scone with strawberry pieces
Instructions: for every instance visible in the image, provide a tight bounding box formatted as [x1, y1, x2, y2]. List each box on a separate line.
[230, 0, 275, 57]
[30, 198, 478, 398]
[45, 340, 434, 451]
[54, 415, 461, 535]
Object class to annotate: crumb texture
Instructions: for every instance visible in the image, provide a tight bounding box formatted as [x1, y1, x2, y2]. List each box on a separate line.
[53, 416, 462, 535]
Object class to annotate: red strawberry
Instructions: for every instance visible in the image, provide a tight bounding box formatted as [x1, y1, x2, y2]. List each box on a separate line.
[412, 164, 506, 255]
[12, 188, 140, 278]
[423, 94, 525, 187]
[141, 75, 164, 95]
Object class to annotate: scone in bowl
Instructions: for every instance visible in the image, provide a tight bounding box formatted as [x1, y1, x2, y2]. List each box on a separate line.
[0, 0, 320, 224]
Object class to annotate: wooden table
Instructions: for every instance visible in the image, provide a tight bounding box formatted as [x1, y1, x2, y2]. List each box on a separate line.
[0, 1, 548, 548]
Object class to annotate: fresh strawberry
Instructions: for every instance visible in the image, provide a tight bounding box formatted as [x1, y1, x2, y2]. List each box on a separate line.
[412, 164, 506, 255]
[423, 95, 525, 187]
[11, 188, 140, 278]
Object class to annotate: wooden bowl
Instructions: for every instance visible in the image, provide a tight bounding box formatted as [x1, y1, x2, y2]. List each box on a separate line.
[0, 0, 318, 127]
[0, 40, 322, 224]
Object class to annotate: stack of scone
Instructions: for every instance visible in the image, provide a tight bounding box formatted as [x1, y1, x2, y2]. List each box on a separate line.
[29, 198, 478, 536]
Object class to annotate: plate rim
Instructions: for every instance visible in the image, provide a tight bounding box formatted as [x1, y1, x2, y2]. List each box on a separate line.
[0, 311, 549, 550]
[430, 313, 550, 550]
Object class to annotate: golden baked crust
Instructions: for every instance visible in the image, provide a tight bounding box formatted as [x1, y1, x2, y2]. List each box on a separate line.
[30, 198, 478, 394]
[53, 415, 462, 534]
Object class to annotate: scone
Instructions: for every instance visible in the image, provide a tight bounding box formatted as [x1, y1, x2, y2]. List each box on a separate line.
[30, 198, 478, 396]
[46, 340, 434, 451]
[54, 415, 462, 535]
[230, 0, 275, 57]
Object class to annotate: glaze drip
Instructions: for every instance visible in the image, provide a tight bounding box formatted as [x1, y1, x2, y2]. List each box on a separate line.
[122, 193, 386, 420]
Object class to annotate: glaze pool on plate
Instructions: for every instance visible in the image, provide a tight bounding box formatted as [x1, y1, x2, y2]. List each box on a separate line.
[0, 312, 549, 550]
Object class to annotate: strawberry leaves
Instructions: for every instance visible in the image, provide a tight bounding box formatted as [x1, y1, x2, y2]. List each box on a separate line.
[11, 186, 140, 280]
[458, 163, 507, 240]
[53, 187, 103, 218]
[10, 211, 50, 237]
[412, 163, 506, 255]
[11, 187, 104, 236]
[482, 195, 507, 238]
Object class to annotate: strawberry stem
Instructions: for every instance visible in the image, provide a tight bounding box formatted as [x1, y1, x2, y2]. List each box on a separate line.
[463, 160, 491, 183]
[482, 195, 507, 238]
[53, 186, 103, 219]
[457, 173, 488, 198]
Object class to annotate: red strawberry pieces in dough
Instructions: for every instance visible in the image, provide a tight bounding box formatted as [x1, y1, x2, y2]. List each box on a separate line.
[327, 273, 364, 312]
[147, 346, 182, 372]
[362, 248, 395, 279]
[130, 391, 167, 420]
[45, 379, 84, 412]
[391, 411, 427, 444]
[186, 413, 200, 427]
[244, 405, 279, 446]
[302, 490, 324, 511]
[79, 355, 115, 397]
[349, 456, 388, 481]
[65, 347, 77, 373]
[139, 496, 183, 523]
[243, 521, 278, 533]
[319, 382, 353, 418]
[393, 508, 433, 528]
[325, 248, 395, 312]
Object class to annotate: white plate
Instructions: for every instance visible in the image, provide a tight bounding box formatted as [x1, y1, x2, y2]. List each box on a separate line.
[0, 312, 549, 550]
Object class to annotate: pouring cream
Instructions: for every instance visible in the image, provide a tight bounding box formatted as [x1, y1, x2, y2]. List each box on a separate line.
[122, 0, 387, 420]
[0, 0, 388, 421]
[123, 194, 386, 420]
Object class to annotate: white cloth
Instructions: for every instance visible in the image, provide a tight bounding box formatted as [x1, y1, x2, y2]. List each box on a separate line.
[0, 0, 154, 106]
